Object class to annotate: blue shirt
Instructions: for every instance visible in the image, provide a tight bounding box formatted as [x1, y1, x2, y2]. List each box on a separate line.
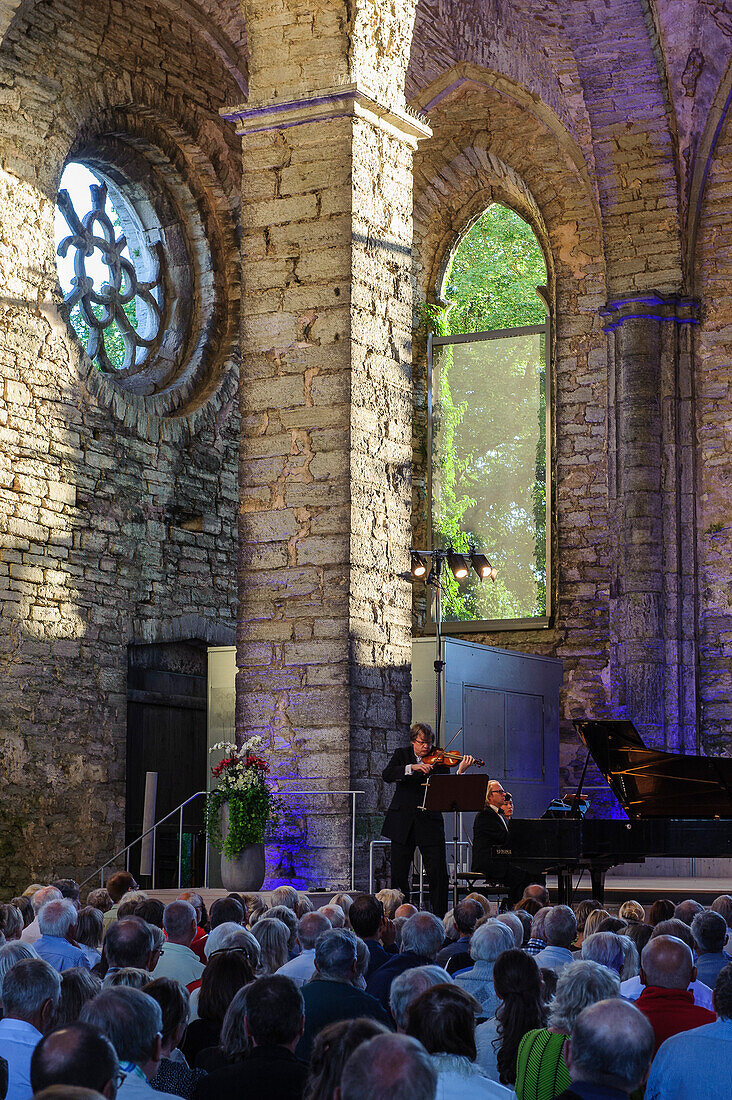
[33, 934, 91, 973]
[645, 1018, 732, 1100]
[0, 1018, 43, 1100]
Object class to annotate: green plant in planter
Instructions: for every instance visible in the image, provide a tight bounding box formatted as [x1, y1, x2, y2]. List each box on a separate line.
[205, 737, 274, 861]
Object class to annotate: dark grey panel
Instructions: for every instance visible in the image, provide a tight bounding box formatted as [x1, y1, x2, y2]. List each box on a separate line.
[506, 693, 544, 782]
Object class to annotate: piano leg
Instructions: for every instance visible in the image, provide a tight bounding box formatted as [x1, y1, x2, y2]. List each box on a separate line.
[590, 866, 606, 905]
[557, 867, 573, 905]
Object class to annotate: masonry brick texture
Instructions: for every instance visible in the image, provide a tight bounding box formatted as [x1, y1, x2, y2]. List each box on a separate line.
[1, 1, 732, 892]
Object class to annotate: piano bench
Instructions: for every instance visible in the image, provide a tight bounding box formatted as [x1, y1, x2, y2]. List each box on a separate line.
[456, 872, 509, 908]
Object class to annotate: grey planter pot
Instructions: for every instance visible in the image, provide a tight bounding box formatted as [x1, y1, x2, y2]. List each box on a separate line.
[219, 802, 266, 892]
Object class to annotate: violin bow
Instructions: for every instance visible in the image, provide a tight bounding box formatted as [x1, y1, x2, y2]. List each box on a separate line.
[443, 726, 463, 750]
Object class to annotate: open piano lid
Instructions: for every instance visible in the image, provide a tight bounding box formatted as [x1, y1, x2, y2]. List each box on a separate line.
[574, 719, 732, 818]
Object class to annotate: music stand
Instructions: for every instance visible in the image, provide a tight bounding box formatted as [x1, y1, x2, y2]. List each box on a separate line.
[424, 774, 489, 909]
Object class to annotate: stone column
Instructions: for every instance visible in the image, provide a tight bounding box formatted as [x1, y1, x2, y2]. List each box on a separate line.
[224, 1, 429, 886]
[601, 293, 699, 751]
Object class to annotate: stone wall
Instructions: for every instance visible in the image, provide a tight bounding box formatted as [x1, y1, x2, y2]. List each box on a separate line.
[0, 0, 242, 892]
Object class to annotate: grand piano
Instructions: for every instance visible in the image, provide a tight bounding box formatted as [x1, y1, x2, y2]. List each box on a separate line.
[499, 720, 732, 904]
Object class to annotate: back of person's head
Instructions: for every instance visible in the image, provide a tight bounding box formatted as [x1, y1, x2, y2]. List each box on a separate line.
[465, 892, 491, 916]
[38, 899, 78, 939]
[493, 950, 546, 1086]
[142, 978, 189, 1049]
[454, 898, 483, 936]
[244, 975, 303, 1046]
[104, 873, 137, 905]
[375, 889, 404, 919]
[595, 917, 625, 934]
[252, 916, 290, 974]
[390, 965, 452, 1031]
[348, 895, 383, 939]
[714, 962, 732, 1020]
[0, 958, 61, 1025]
[648, 898, 675, 926]
[548, 960, 621, 1034]
[674, 899, 705, 926]
[406, 984, 477, 1059]
[573, 899, 602, 934]
[218, 986, 251, 1062]
[711, 894, 732, 928]
[270, 885, 300, 912]
[512, 910, 533, 943]
[52, 968, 102, 1028]
[103, 968, 151, 990]
[32, 887, 63, 915]
[11, 896, 34, 927]
[162, 900, 196, 945]
[582, 909, 610, 940]
[581, 932, 625, 975]
[650, 918, 694, 950]
[30, 1021, 119, 1095]
[318, 904, 345, 929]
[315, 928, 358, 980]
[295, 911, 331, 952]
[622, 921, 653, 957]
[525, 884, 551, 907]
[85, 889, 112, 914]
[75, 907, 103, 950]
[177, 891, 204, 923]
[545, 905, 577, 947]
[530, 907, 551, 940]
[340, 1033, 437, 1100]
[516, 896, 542, 917]
[567, 999, 654, 1094]
[0, 941, 38, 985]
[618, 900, 645, 924]
[297, 894, 314, 917]
[400, 912, 445, 960]
[103, 917, 153, 970]
[330, 894, 353, 921]
[209, 896, 244, 929]
[305, 1018, 389, 1100]
[205, 925, 261, 973]
[33, 1087, 105, 1100]
[262, 906, 298, 948]
[469, 918, 514, 962]
[198, 951, 254, 1026]
[497, 911, 524, 947]
[0, 904, 23, 941]
[691, 909, 727, 954]
[81, 987, 162, 1065]
[51, 880, 81, 905]
[641, 935, 694, 990]
[135, 900, 165, 928]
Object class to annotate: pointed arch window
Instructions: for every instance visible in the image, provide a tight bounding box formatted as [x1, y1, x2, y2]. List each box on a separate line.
[428, 204, 550, 627]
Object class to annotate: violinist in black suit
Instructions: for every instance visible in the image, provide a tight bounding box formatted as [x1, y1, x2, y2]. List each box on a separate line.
[471, 779, 535, 907]
[382, 722, 475, 917]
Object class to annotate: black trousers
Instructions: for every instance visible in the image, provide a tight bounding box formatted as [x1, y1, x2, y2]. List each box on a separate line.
[390, 829, 448, 917]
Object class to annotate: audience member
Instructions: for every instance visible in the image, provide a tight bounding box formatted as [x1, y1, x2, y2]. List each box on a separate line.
[390, 966, 453, 1031]
[475, 950, 545, 1086]
[102, 874, 139, 931]
[208, 898, 243, 930]
[515, 960, 620, 1100]
[636, 935, 715, 1051]
[394, 904, 419, 921]
[340, 1033, 437, 1100]
[436, 900, 483, 972]
[0, 943, 40, 996]
[261, 906, 299, 955]
[85, 889, 112, 915]
[34, 901, 90, 973]
[317, 905, 345, 929]
[524, 906, 550, 956]
[0, 958, 61, 1100]
[622, 920, 653, 959]
[176, 893, 207, 962]
[330, 895, 353, 925]
[525, 885, 550, 908]
[30, 1022, 120, 1098]
[673, 899, 704, 927]
[134, 901, 165, 931]
[143, 978, 204, 1099]
[453, 920, 515, 1018]
[645, 962, 732, 1099]
[534, 907, 577, 975]
[81, 987, 162, 1099]
[52, 969, 102, 1028]
[0, 906, 23, 943]
[690, 909, 731, 988]
[296, 894, 314, 918]
[711, 894, 732, 949]
[277, 912, 331, 987]
[152, 903, 204, 986]
[578, 908, 609, 943]
[304, 1018, 389, 1100]
[580, 932, 625, 975]
[11, 896, 34, 930]
[572, 901, 602, 949]
[555, 999, 655, 1100]
[348, 895, 397, 977]
[620, 920, 714, 1008]
[649, 899, 675, 927]
[75, 907, 104, 968]
[511, 910, 533, 946]
[251, 917, 290, 976]
[497, 912, 524, 949]
[515, 897, 542, 918]
[104, 969, 154, 991]
[182, 950, 254, 1064]
[203, 925, 260, 972]
[406, 983, 513, 1097]
[195, 976, 307, 1100]
[367, 913, 445, 1010]
[618, 899, 645, 924]
[193, 985, 250, 1073]
[51, 881, 81, 908]
[297, 929, 393, 1060]
[104, 919, 155, 976]
[21, 887, 62, 945]
[270, 885, 300, 913]
[117, 893, 149, 921]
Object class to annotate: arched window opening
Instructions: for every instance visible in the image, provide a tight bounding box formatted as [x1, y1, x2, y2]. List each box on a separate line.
[429, 204, 550, 626]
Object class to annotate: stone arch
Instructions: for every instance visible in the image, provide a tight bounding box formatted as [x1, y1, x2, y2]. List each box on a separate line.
[410, 69, 610, 745]
[129, 613, 235, 647]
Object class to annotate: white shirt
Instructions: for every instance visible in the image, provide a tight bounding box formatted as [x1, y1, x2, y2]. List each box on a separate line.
[152, 941, 204, 986]
[620, 973, 714, 1010]
[20, 917, 40, 945]
[277, 947, 316, 988]
[0, 1017, 43, 1100]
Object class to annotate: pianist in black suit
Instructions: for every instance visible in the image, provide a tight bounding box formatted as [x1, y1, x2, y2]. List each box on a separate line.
[382, 722, 475, 917]
[472, 779, 536, 907]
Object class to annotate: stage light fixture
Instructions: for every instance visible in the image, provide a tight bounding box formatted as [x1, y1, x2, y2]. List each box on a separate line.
[410, 551, 428, 578]
[447, 550, 469, 580]
[470, 552, 492, 579]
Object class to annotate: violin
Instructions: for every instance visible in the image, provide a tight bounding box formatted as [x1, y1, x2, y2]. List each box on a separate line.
[422, 747, 485, 768]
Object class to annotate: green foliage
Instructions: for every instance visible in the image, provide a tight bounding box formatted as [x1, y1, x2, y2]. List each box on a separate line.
[70, 298, 138, 371]
[205, 783, 273, 859]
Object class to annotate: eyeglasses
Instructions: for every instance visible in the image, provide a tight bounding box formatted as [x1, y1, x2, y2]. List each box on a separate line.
[210, 947, 248, 958]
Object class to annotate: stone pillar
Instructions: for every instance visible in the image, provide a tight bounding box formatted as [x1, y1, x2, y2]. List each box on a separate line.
[224, 0, 428, 886]
[601, 293, 699, 751]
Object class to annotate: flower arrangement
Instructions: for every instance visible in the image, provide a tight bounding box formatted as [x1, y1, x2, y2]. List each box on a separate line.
[205, 737, 275, 860]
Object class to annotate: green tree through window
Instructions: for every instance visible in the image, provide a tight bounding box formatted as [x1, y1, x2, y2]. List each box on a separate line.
[430, 204, 549, 622]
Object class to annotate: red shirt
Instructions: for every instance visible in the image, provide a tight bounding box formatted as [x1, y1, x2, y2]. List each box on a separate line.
[191, 926, 208, 964]
[636, 985, 716, 1052]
